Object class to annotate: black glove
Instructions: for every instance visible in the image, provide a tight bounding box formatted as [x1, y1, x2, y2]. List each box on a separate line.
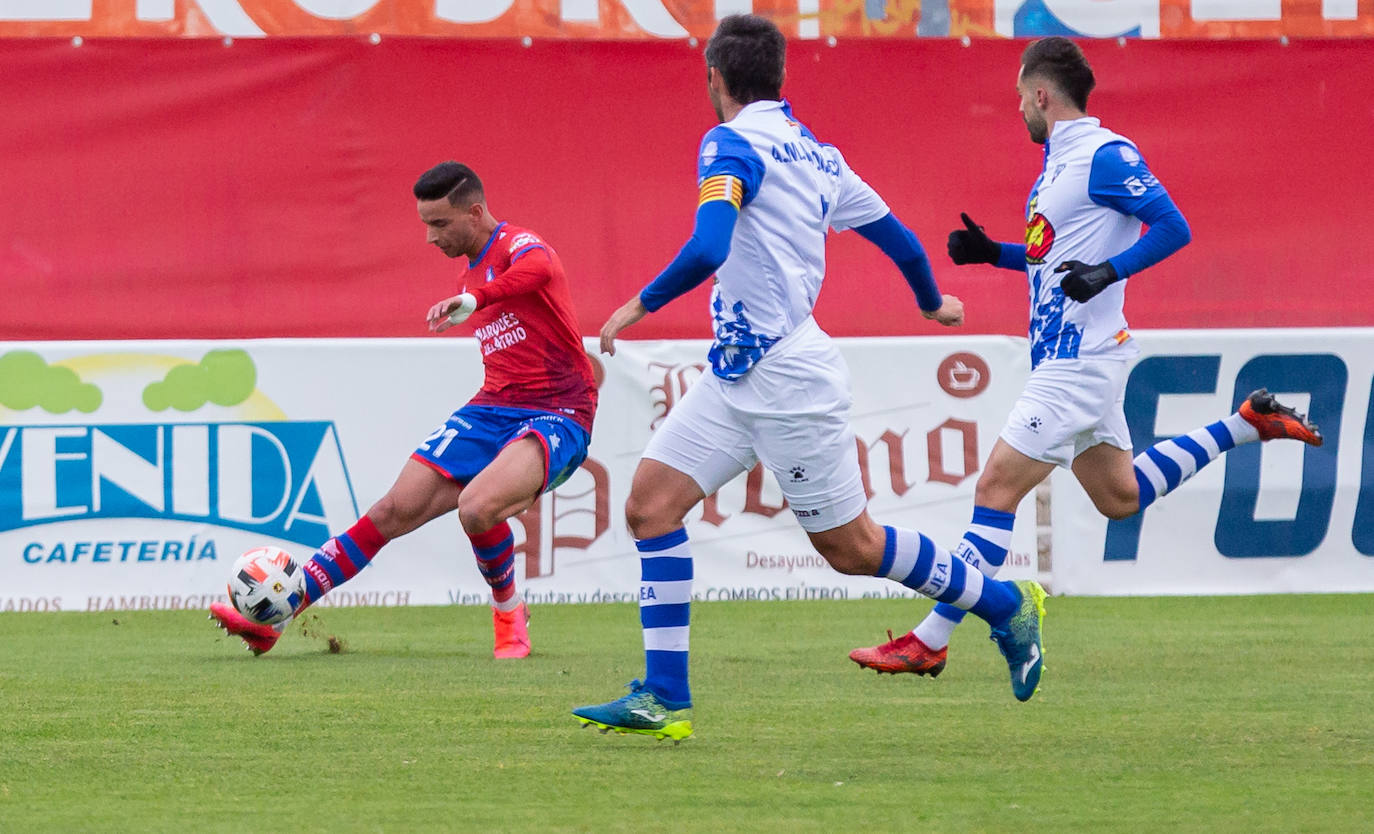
[1055, 260, 1120, 303]
[947, 212, 1001, 265]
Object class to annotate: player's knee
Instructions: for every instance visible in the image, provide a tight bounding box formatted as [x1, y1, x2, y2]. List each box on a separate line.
[819, 548, 872, 575]
[811, 531, 884, 576]
[973, 470, 1015, 509]
[457, 500, 502, 537]
[623, 492, 677, 541]
[1091, 492, 1138, 520]
[366, 493, 405, 536]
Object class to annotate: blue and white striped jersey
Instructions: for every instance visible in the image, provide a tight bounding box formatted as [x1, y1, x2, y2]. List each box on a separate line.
[695, 100, 890, 379]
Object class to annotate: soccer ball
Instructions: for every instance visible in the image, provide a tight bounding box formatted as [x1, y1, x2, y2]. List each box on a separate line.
[227, 546, 304, 625]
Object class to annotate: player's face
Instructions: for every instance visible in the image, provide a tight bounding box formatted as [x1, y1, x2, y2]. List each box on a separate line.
[418, 198, 481, 258]
[1016, 67, 1049, 144]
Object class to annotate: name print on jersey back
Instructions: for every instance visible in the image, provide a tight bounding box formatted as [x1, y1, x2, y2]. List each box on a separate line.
[695, 100, 891, 380]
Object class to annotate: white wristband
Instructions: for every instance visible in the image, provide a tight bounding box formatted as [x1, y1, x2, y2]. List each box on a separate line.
[447, 293, 478, 325]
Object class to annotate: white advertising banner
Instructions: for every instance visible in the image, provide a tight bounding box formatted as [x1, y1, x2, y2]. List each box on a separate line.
[0, 335, 1035, 613]
[1051, 328, 1374, 595]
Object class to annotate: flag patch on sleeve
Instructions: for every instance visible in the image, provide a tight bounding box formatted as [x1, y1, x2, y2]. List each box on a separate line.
[698, 175, 743, 209]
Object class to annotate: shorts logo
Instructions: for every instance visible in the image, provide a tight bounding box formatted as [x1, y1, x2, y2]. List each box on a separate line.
[789, 465, 808, 482]
[1026, 416, 1043, 433]
[1025, 213, 1055, 264]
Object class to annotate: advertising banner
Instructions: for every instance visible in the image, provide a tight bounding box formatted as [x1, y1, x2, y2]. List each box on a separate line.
[0, 0, 1369, 39]
[0, 335, 1036, 613]
[4, 38, 1371, 344]
[1051, 328, 1374, 595]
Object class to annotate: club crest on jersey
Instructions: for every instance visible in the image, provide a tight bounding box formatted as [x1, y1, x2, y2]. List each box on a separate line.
[1025, 213, 1056, 264]
[486, 266, 495, 283]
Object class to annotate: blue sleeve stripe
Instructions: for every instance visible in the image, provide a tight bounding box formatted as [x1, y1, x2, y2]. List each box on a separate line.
[699, 125, 765, 204]
[509, 244, 544, 263]
[996, 243, 1028, 271]
[1105, 194, 1190, 279]
[1088, 141, 1168, 216]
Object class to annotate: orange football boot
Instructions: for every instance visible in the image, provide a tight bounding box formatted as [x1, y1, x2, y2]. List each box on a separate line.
[209, 602, 282, 656]
[1239, 388, 1323, 446]
[492, 602, 531, 659]
[849, 629, 947, 676]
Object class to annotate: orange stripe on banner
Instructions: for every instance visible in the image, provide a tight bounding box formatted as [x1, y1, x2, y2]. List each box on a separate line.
[698, 176, 742, 209]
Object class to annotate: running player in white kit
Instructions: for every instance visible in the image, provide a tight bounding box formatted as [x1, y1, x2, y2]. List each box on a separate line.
[850, 37, 1322, 678]
[571, 15, 1050, 743]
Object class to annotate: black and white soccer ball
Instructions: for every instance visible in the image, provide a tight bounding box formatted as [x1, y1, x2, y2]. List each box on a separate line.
[227, 546, 304, 625]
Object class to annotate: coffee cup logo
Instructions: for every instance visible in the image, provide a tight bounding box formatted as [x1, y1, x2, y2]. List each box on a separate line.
[937, 352, 990, 398]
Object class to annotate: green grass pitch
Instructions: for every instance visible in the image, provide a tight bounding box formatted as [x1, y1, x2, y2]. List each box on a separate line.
[2, 594, 1371, 833]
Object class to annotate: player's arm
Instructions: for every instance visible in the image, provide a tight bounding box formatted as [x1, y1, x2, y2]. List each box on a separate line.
[1056, 142, 1192, 302]
[852, 214, 962, 327]
[600, 127, 763, 355]
[427, 241, 555, 332]
[947, 213, 1028, 271]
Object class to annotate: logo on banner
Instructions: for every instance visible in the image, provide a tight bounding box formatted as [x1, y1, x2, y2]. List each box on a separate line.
[0, 349, 359, 563]
[937, 352, 990, 398]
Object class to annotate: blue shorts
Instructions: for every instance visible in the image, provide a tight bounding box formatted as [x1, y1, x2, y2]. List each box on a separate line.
[410, 404, 590, 493]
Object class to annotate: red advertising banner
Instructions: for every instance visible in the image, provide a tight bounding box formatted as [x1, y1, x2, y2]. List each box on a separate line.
[3, 37, 1372, 342]
[0, 0, 1370, 39]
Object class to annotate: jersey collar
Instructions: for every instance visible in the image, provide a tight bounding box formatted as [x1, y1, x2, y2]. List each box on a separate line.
[738, 99, 784, 119]
[1046, 117, 1102, 153]
[469, 221, 507, 267]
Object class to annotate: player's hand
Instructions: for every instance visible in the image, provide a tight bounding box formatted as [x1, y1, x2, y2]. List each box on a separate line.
[922, 294, 964, 327]
[427, 293, 478, 333]
[600, 296, 649, 356]
[1055, 260, 1120, 303]
[947, 213, 1002, 266]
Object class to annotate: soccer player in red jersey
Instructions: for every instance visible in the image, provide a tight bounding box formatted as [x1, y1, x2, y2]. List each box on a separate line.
[211, 161, 598, 658]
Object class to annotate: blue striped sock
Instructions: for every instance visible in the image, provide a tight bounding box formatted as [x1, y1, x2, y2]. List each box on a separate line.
[1133, 413, 1255, 512]
[638, 528, 692, 708]
[924, 506, 1016, 640]
[877, 525, 1017, 624]
[470, 521, 518, 606]
[300, 517, 386, 608]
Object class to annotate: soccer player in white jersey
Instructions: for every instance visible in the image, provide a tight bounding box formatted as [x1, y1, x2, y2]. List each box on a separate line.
[571, 15, 1050, 743]
[850, 37, 1322, 677]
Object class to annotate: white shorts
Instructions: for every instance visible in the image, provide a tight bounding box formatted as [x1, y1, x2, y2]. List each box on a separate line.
[999, 357, 1133, 468]
[643, 317, 867, 533]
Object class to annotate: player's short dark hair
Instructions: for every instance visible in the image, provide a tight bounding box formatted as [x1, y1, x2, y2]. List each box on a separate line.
[1021, 37, 1095, 111]
[413, 161, 484, 206]
[704, 14, 785, 105]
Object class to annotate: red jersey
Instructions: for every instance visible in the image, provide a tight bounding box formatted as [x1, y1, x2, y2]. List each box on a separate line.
[459, 222, 598, 432]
